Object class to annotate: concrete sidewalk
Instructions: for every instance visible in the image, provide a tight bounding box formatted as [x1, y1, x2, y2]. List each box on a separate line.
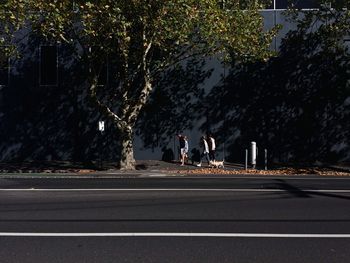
[0, 160, 349, 178]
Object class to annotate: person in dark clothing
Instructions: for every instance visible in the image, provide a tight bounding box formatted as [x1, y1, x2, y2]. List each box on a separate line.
[196, 136, 210, 167]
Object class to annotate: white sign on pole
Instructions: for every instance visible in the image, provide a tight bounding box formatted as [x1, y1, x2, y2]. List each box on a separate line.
[98, 121, 105, 132]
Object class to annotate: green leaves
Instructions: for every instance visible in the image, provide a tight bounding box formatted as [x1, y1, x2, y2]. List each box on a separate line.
[2, 0, 278, 73]
[286, 0, 350, 56]
[0, 0, 28, 54]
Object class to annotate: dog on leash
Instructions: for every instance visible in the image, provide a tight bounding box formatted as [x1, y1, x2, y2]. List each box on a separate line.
[209, 160, 224, 168]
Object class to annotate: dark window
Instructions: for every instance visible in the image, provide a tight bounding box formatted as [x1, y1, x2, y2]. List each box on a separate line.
[90, 46, 108, 86]
[72, 0, 79, 12]
[98, 60, 108, 86]
[0, 47, 9, 86]
[40, 45, 58, 86]
[276, 0, 320, 9]
[263, 0, 274, 9]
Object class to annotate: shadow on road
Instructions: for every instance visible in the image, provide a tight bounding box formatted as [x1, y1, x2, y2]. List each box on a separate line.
[274, 179, 350, 201]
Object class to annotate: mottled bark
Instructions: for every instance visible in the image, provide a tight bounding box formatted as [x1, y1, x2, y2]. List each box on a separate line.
[118, 126, 136, 170]
[88, 36, 153, 170]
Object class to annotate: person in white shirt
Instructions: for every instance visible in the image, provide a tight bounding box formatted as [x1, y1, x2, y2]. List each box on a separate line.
[196, 136, 210, 167]
[180, 135, 189, 166]
[208, 134, 216, 161]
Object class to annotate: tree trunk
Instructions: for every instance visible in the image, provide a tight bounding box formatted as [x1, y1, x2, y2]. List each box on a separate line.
[118, 126, 136, 170]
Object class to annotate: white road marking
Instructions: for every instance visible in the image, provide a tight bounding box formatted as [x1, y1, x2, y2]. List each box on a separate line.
[0, 188, 350, 193]
[0, 232, 349, 238]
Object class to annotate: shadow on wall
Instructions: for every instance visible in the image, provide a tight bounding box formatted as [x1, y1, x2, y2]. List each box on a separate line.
[136, 57, 212, 149]
[1, 17, 350, 165]
[138, 16, 350, 165]
[201, 24, 350, 164]
[161, 147, 174, 162]
[0, 34, 213, 163]
[0, 37, 121, 163]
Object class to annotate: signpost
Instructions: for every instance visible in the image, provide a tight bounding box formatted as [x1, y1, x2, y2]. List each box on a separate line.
[98, 121, 105, 133]
[98, 121, 105, 169]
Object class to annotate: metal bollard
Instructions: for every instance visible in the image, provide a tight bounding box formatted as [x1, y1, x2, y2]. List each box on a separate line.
[251, 142, 256, 169]
[245, 149, 248, 170]
[264, 149, 267, 170]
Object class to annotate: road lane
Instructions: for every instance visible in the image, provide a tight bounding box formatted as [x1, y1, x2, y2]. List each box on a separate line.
[1, 177, 350, 190]
[1, 236, 349, 263]
[0, 189, 349, 233]
[0, 177, 349, 262]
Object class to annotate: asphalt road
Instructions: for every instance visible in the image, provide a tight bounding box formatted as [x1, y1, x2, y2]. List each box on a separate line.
[0, 176, 350, 263]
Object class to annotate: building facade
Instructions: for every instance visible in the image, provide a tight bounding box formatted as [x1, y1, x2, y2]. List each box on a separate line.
[1, 1, 349, 164]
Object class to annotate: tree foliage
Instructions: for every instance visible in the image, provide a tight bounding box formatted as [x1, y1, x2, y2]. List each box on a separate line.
[0, 0, 279, 168]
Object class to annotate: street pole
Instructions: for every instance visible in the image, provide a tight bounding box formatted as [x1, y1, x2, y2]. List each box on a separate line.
[98, 121, 105, 170]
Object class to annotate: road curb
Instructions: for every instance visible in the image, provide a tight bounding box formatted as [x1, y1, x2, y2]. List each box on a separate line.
[0, 171, 348, 179]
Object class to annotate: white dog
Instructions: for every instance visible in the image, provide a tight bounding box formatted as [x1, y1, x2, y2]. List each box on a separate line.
[209, 160, 224, 168]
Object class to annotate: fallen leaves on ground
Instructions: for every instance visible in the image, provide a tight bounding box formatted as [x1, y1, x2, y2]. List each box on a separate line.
[165, 167, 350, 176]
